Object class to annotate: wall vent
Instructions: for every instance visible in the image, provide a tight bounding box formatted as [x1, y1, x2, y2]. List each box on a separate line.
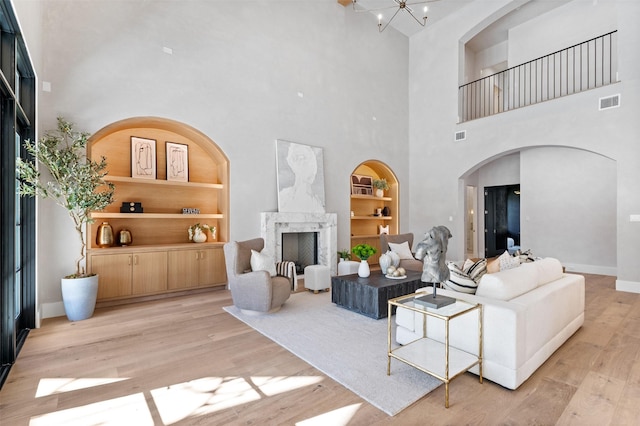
[454, 130, 466, 141]
[599, 94, 620, 110]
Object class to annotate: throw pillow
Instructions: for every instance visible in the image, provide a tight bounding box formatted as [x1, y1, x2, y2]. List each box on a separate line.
[463, 258, 487, 283]
[498, 250, 520, 271]
[388, 241, 415, 260]
[486, 256, 500, 273]
[250, 249, 277, 277]
[442, 262, 478, 294]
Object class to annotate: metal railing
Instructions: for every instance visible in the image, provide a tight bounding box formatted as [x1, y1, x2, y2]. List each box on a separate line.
[458, 31, 618, 122]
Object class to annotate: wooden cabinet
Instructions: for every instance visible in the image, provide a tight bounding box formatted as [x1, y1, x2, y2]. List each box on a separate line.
[167, 246, 226, 289]
[91, 250, 167, 300]
[350, 161, 399, 265]
[86, 117, 229, 303]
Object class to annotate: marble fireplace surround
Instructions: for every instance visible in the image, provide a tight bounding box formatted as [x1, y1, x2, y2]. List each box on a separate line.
[261, 212, 337, 276]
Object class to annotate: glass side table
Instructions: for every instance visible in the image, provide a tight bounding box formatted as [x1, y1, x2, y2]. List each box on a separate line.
[387, 292, 483, 408]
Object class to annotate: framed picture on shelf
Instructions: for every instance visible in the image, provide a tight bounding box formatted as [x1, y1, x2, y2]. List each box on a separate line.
[130, 136, 157, 180]
[351, 174, 373, 195]
[166, 142, 189, 182]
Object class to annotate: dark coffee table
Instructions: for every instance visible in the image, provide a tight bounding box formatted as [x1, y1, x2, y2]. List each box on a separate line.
[331, 270, 425, 319]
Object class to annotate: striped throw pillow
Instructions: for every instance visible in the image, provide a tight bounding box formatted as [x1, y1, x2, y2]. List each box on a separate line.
[443, 262, 478, 294]
[463, 258, 487, 283]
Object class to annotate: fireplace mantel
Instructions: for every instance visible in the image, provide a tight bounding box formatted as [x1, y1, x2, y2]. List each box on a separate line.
[261, 212, 337, 276]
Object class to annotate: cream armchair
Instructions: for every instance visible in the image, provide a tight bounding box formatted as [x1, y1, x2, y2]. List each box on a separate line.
[223, 238, 291, 314]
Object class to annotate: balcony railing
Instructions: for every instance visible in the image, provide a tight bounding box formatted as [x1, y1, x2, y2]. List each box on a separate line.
[458, 31, 618, 123]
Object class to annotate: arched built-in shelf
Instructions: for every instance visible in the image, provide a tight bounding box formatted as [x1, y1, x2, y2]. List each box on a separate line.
[86, 117, 229, 303]
[350, 160, 399, 265]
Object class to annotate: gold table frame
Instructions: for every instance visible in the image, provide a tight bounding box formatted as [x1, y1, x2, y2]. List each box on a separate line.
[387, 292, 483, 408]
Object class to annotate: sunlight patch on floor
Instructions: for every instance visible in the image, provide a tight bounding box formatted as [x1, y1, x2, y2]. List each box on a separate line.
[29, 393, 153, 426]
[250, 375, 323, 396]
[151, 375, 324, 424]
[296, 403, 362, 426]
[35, 377, 129, 397]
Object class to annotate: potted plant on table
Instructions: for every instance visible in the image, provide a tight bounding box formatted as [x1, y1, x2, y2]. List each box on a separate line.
[337, 249, 351, 262]
[372, 178, 389, 198]
[352, 243, 377, 278]
[16, 117, 115, 321]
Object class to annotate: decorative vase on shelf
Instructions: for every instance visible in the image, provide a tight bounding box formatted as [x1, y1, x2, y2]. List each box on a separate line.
[96, 222, 114, 247]
[117, 229, 132, 246]
[358, 259, 370, 278]
[192, 228, 207, 243]
[375, 188, 384, 198]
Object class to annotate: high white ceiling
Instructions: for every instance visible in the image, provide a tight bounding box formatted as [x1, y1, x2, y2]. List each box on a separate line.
[350, 0, 572, 51]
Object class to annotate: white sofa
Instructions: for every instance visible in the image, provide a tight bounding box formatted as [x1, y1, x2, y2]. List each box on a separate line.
[395, 258, 585, 390]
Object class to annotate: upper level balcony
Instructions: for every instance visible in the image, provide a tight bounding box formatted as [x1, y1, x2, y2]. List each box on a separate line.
[458, 31, 618, 123]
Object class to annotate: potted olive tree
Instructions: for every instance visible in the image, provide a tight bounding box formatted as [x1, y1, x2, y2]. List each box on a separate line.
[16, 117, 115, 321]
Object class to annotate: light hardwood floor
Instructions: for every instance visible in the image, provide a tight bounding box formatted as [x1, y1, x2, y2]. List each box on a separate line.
[1, 274, 639, 425]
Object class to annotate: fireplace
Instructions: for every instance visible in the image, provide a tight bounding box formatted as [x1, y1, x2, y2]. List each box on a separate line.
[282, 232, 318, 274]
[261, 212, 337, 276]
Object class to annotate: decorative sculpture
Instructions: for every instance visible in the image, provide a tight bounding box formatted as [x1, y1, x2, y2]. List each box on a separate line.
[414, 225, 454, 308]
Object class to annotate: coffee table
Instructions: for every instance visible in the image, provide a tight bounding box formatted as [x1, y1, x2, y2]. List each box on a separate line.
[331, 270, 423, 319]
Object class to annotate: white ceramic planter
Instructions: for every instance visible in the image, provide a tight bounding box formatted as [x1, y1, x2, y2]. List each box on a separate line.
[61, 275, 99, 321]
[358, 260, 370, 278]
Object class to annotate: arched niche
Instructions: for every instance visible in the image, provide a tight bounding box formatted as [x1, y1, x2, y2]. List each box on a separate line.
[350, 160, 399, 265]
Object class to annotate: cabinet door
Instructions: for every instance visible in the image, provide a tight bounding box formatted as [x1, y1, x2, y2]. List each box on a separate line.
[132, 252, 168, 295]
[90, 253, 132, 300]
[167, 249, 200, 290]
[198, 247, 227, 287]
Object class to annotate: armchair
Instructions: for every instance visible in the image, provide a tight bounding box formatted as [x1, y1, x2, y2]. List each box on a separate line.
[379, 233, 423, 272]
[223, 238, 291, 314]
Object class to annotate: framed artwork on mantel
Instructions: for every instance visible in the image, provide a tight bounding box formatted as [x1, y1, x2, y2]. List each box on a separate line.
[131, 136, 157, 180]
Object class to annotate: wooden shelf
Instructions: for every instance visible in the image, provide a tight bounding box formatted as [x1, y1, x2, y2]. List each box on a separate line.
[352, 216, 392, 220]
[91, 212, 223, 219]
[351, 234, 383, 239]
[105, 175, 223, 189]
[351, 194, 392, 201]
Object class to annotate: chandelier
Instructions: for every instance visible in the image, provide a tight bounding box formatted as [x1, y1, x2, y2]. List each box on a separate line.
[351, 0, 438, 33]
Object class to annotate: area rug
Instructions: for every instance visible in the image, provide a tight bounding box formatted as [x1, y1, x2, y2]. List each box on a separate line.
[223, 291, 442, 416]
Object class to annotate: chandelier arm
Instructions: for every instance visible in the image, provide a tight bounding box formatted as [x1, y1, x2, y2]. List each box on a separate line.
[405, 8, 427, 27]
[379, 7, 402, 32]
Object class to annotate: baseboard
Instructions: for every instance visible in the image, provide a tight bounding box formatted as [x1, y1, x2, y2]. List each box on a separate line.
[616, 280, 640, 294]
[562, 263, 616, 276]
[41, 301, 66, 320]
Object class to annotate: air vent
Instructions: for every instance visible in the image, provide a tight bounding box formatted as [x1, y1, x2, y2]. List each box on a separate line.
[599, 94, 620, 110]
[454, 130, 466, 141]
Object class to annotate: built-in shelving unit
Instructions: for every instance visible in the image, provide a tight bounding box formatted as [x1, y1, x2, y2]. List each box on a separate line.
[86, 117, 229, 303]
[350, 161, 399, 265]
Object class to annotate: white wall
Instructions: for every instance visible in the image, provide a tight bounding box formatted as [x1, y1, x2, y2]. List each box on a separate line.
[409, 0, 640, 290]
[14, 0, 411, 317]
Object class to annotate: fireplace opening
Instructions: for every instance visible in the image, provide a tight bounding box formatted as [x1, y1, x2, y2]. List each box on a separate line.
[282, 232, 318, 275]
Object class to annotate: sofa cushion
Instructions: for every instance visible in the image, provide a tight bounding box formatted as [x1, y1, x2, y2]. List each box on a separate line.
[476, 261, 539, 301]
[533, 257, 563, 286]
[443, 262, 478, 294]
[250, 249, 277, 277]
[388, 241, 415, 260]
